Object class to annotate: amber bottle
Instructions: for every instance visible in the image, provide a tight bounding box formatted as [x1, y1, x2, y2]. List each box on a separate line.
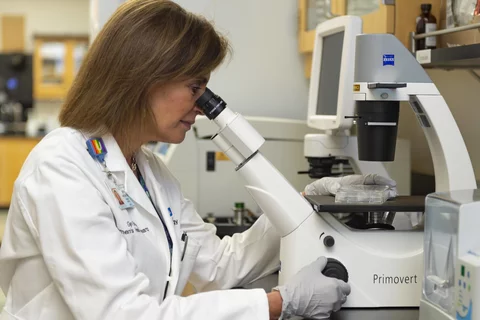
[416, 4, 437, 50]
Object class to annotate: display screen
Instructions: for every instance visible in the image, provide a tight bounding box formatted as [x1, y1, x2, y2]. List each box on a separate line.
[316, 31, 344, 116]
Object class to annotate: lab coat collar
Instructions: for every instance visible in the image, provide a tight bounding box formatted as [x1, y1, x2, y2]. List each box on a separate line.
[101, 134, 129, 172]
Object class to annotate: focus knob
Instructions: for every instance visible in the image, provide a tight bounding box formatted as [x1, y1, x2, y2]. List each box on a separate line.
[323, 235, 335, 247]
[322, 258, 349, 283]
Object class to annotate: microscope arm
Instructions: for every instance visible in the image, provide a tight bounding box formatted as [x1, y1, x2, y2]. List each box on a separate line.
[353, 33, 477, 192]
[209, 108, 315, 237]
[410, 94, 476, 191]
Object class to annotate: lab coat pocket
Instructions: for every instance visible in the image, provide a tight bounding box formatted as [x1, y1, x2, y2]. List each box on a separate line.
[174, 237, 201, 295]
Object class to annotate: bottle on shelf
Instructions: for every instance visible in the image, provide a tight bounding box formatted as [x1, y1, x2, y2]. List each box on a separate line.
[416, 3, 437, 50]
[233, 202, 246, 226]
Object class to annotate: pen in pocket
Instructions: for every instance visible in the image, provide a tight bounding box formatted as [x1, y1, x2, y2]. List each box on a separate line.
[181, 232, 188, 261]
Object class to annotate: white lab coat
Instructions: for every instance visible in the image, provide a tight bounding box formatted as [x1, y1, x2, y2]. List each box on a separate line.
[0, 127, 281, 320]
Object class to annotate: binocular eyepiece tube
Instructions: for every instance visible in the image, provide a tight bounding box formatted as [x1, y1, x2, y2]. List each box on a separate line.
[195, 88, 226, 120]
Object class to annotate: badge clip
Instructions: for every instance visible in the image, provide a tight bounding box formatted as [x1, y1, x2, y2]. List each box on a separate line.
[86, 138, 107, 163]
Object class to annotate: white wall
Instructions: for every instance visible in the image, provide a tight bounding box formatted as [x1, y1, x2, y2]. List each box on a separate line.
[0, 0, 90, 52]
[90, 0, 126, 41]
[32, 0, 309, 120]
[173, 0, 309, 120]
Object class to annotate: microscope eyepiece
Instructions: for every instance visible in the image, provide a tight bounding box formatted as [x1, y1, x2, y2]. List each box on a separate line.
[196, 87, 226, 120]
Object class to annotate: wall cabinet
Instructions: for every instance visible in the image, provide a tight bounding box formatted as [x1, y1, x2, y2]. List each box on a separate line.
[298, 0, 442, 77]
[33, 35, 88, 100]
[0, 137, 40, 207]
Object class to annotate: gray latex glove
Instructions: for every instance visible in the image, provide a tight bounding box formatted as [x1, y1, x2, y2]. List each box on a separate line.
[303, 174, 398, 199]
[273, 257, 351, 320]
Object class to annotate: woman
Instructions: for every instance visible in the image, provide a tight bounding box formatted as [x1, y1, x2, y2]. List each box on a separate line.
[0, 1, 359, 319]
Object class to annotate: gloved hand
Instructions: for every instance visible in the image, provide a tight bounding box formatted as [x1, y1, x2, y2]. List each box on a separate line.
[273, 257, 351, 320]
[303, 174, 397, 199]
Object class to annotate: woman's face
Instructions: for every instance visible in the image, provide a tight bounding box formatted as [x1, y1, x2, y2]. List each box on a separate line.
[148, 76, 208, 143]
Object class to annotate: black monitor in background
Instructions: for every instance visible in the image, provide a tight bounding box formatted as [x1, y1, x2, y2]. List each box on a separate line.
[0, 53, 33, 119]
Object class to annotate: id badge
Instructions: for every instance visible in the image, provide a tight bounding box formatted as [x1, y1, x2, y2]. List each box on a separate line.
[106, 179, 135, 210]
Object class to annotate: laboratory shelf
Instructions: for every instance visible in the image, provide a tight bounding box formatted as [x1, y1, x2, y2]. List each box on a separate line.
[416, 43, 480, 69]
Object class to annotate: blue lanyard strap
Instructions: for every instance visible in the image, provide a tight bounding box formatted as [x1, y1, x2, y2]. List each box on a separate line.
[137, 169, 174, 256]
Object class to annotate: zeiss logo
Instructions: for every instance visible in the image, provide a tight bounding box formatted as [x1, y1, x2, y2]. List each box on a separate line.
[383, 54, 395, 66]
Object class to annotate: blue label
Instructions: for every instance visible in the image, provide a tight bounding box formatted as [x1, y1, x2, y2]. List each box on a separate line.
[6, 77, 18, 90]
[383, 54, 395, 66]
[456, 300, 472, 320]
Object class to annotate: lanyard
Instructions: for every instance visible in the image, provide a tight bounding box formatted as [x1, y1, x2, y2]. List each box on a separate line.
[136, 167, 174, 256]
[136, 166, 174, 300]
[86, 138, 120, 186]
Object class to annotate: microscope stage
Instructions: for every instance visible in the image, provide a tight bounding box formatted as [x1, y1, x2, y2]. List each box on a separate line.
[305, 195, 425, 213]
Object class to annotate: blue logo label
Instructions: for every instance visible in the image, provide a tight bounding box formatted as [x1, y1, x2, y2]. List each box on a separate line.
[168, 207, 173, 217]
[383, 54, 395, 66]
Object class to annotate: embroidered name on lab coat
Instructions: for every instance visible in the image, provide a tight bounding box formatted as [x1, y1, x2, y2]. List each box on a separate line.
[118, 221, 150, 235]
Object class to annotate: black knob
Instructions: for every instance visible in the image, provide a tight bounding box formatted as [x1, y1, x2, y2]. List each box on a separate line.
[323, 235, 335, 247]
[322, 258, 349, 283]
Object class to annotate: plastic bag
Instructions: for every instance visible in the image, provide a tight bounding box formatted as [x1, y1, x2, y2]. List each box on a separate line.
[449, 0, 480, 27]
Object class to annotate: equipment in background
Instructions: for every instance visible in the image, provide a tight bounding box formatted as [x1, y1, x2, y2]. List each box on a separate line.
[302, 15, 411, 197]
[301, 28, 476, 308]
[194, 18, 476, 311]
[151, 116, 315, 220]
[0, 53, 33, 135]
[419, 189, 480, 320]
[292, 28, 476, 309]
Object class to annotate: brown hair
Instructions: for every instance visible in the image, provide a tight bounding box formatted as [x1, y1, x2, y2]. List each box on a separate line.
[59, 0, 230, 154]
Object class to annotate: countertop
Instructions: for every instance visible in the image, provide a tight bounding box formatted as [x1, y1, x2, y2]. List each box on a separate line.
[0, 211, 7, 242]
[0, 135, 42, 140]
[302, 308, 419, 320]
[243, 274, 420, 320]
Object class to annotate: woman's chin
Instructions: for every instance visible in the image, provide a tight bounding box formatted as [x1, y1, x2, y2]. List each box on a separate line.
[152, 129, 187, 144]
[167, 133, 187, 144]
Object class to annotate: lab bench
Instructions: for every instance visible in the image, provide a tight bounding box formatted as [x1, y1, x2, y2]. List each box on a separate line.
[0, 136, 41, 207]
[247, 272, 420, 320]
[0, 212, 6, 243]
[324, 308, 419, 320]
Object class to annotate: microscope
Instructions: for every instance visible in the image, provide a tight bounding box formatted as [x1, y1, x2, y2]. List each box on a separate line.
[302, 16, 411, 196]
[353, 33, 480, 319]
[195, 28, 475, 312]
[195, 84, 418, 308]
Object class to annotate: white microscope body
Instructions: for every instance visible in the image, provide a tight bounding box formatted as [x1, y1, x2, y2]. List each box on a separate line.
[195, 21, 475, 310]
[303, 16, 410, 196]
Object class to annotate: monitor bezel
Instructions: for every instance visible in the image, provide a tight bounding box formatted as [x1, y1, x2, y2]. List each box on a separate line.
[307, 16, 362, 131]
